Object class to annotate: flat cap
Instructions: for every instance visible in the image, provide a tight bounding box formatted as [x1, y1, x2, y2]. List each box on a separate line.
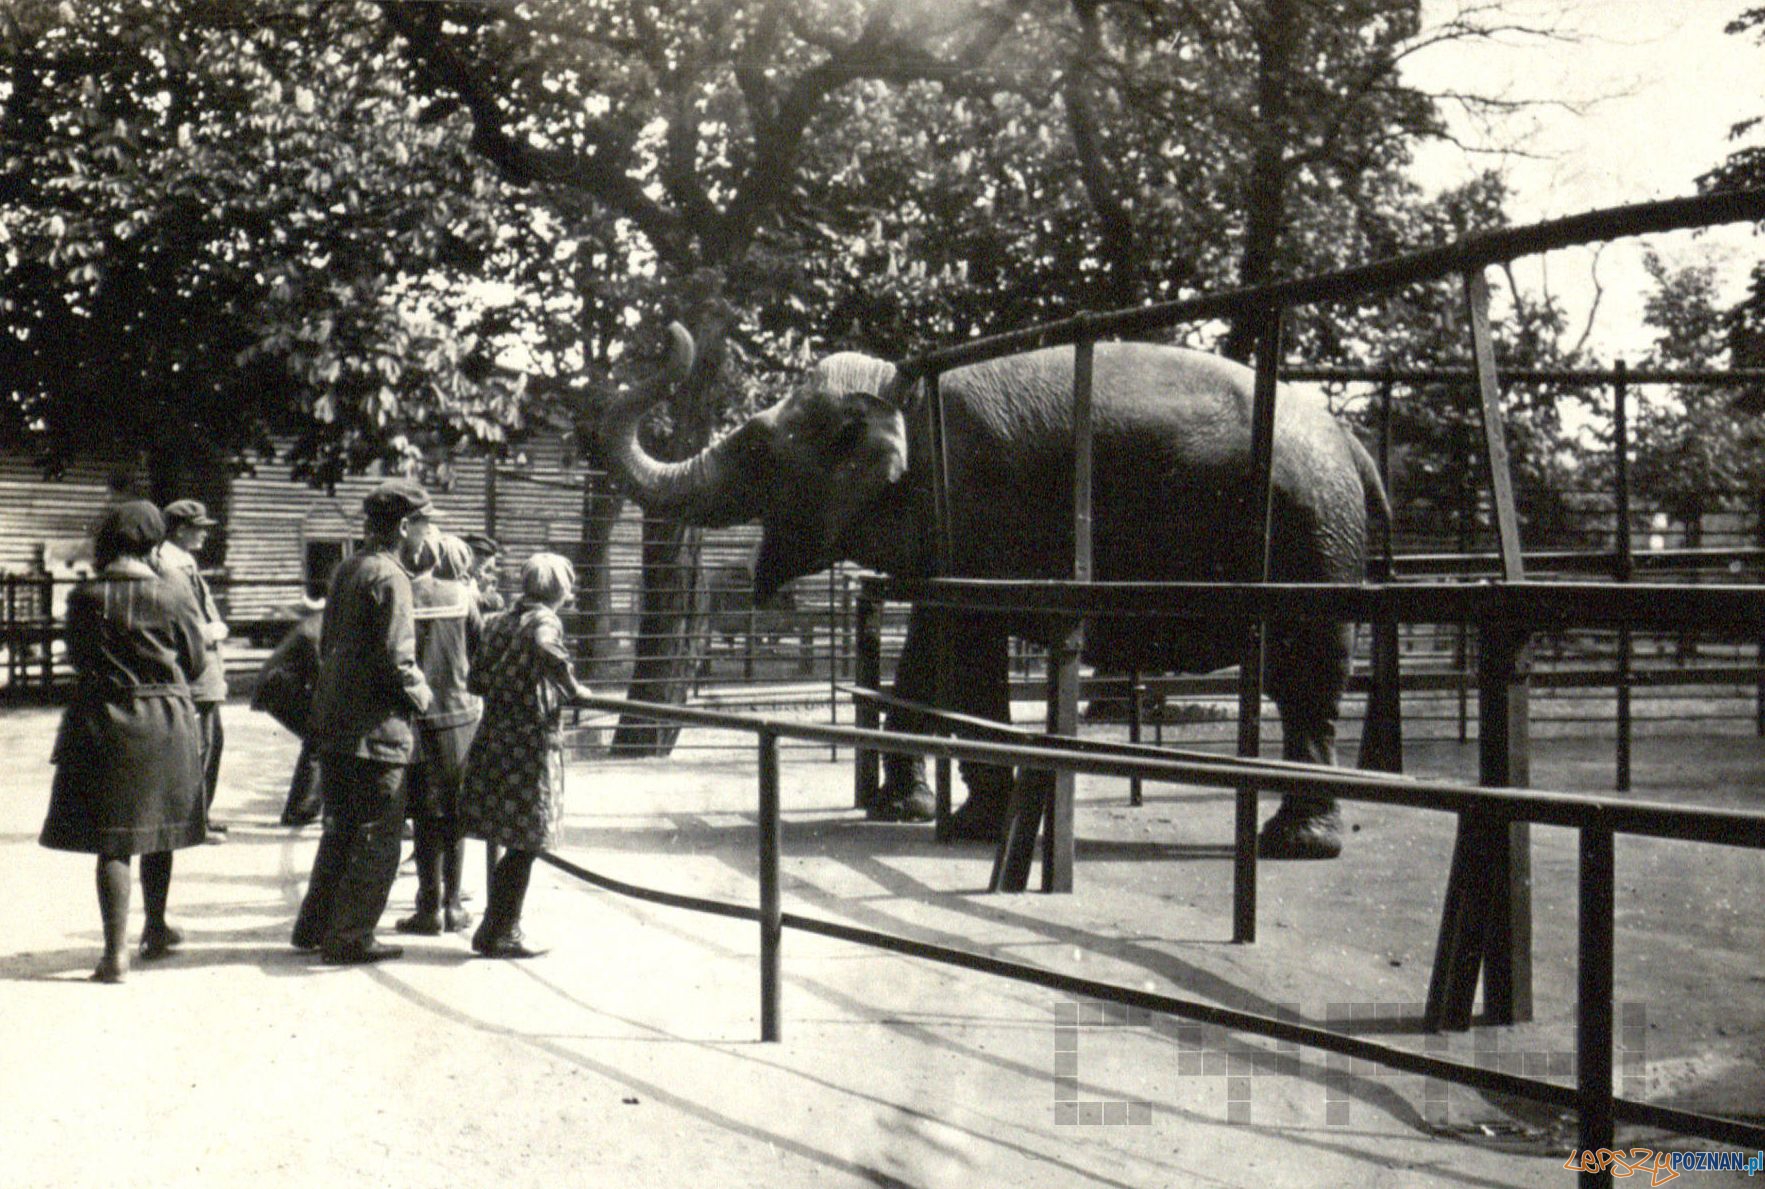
[462, 532, 501, 557]
[362, 477, 437, 527]
[162, 498, 218, 528]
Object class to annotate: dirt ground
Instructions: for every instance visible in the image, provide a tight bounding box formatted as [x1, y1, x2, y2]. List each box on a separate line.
[1, 700, 1761, 1188]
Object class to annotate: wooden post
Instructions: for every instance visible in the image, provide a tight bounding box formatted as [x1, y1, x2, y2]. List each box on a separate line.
[991, 330, 1095, 893]
[1426, 271, 1534, 1029]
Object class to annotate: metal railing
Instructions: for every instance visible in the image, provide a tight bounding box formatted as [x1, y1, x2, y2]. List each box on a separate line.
[541, 692, 1765, 1169]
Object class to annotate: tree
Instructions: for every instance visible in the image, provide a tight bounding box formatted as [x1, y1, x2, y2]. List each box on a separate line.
[1630, 250, 1762, 542]
[0, 0, 560, 553]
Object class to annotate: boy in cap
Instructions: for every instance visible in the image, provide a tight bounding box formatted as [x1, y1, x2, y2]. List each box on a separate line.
[291, 478, 435, 964]
[463, 532, 505, 612]
[156, 499, 231, 840]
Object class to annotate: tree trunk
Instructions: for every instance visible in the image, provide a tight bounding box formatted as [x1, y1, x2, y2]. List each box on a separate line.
[574, 466, 626, 684]
[1221, 0, 1300, 363]
[609, 509, 709, 754]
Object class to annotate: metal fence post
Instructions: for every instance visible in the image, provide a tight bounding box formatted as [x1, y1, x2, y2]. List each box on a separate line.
[759, 728, 782, 1042]
[1577, 818, 1616, 1185]
[1613, 360, 1633, 791]
[854, 586, 881, 809]
[1235, 308, 1283, 944]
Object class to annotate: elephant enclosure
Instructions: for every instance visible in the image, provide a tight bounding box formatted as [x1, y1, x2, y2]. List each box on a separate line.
[5, 704, 1759, 1187]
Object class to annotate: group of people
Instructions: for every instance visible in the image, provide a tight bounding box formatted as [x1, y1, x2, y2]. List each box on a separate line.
[40, 478, 591, 980]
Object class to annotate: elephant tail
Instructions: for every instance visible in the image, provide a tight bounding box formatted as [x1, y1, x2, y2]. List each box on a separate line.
[1345, 431, 1394, 580]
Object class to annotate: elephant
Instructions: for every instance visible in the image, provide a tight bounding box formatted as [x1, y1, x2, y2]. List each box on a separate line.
[604, 324, 1390, 860]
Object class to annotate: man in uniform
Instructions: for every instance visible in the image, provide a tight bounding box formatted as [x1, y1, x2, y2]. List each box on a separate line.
[291, 479, 435, 965]
[156, 499, 231, 841]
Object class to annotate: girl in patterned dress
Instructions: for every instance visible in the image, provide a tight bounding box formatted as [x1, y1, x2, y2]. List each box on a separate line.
[458, 552, 591, 958]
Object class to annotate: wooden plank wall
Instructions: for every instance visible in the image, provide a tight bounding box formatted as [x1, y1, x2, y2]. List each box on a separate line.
[224, 448, 492, 621]
[0, 454, 123, 574]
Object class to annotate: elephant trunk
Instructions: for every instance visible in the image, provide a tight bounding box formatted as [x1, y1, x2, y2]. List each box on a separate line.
[599, 322, 761, 526]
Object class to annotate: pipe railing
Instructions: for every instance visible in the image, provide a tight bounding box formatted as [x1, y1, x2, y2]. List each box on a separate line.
[541, 691, 1765, 1169]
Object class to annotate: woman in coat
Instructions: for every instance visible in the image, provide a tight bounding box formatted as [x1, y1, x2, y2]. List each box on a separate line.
[40, 501, 208, 983]
[397, 534, 483, 936]
[458, 552, 590, 958]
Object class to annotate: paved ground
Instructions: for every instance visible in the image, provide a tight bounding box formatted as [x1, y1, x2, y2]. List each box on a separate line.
[2, 701, 1761, 1187]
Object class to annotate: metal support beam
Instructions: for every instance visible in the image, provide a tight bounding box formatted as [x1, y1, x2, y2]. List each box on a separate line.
[1235, 310, 1282, 943]
[759, 729, 782, 1042]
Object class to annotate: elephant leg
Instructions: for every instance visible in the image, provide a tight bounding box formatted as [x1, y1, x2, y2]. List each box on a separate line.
[878, 607, 1015, 832]
[1258, 624, 1349, 861]
[875, 605, 940, 821]
[947, 622, 1014, 841]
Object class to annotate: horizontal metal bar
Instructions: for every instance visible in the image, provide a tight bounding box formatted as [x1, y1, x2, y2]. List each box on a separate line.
[870, 577, 1765, 632]
[1281, 366, 1765, 386]
[535, 845, 1598, 1123]
[782, 909, 1586, 1104]
[536, 851, 758, 923]
[1612, 1096, 1765, 1149]
[899, 190, 1765, 378]
[571, 694, 1765, 848]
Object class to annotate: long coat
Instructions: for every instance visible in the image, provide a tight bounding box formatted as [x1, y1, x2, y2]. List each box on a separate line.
[40, 558, 208, 856]
[458, 601, 578, 851]
[250, 610, 322, 737]
[306, 547, 432, 765]
[154, 538, 228, 703]
[408, 572, 482, 818]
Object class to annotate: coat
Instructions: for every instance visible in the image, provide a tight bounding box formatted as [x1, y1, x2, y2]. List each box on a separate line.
[40, 558, 208, 855]
[154, 539, 228, 703]
[251, 610, 322, 737]
[408, 572, 482, 817]
[306, 546, 432, 765]
[458, 601, 579, 851]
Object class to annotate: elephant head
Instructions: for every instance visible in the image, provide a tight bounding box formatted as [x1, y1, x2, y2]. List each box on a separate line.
[602, 323, 912, 600]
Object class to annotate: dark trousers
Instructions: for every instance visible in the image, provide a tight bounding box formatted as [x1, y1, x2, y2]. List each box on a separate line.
[292, 754, 408, 952]
[280, 741, 321, 824]
[196, 702, 224, 818]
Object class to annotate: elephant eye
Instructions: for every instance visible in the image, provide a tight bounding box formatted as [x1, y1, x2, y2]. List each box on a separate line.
[833, 417, 867, 457]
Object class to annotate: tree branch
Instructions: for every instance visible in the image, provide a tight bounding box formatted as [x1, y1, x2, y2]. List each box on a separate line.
[376, 1, 691, 264]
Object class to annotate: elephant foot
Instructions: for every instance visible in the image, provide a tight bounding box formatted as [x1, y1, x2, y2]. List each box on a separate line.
[946, 789, 1012, 842]
[1256, 806, 1344, 861]
[866, 781, 935, 824]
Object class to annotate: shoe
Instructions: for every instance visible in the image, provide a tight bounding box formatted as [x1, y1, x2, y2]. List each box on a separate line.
[207, 821, 229, 835]
[280, 812, 319, 828]
[138, 923, 184, 961]
[395, 912, 443, 936]
[480, 937, 547, 960]
[444, 907, 474, 934]
[865, 782, 936, 823]
[202, 830, 227, 846]
[320, 939, 404, 965]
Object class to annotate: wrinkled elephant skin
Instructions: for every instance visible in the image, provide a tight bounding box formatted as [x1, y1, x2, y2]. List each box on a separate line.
[605, 326, 1389, 860]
